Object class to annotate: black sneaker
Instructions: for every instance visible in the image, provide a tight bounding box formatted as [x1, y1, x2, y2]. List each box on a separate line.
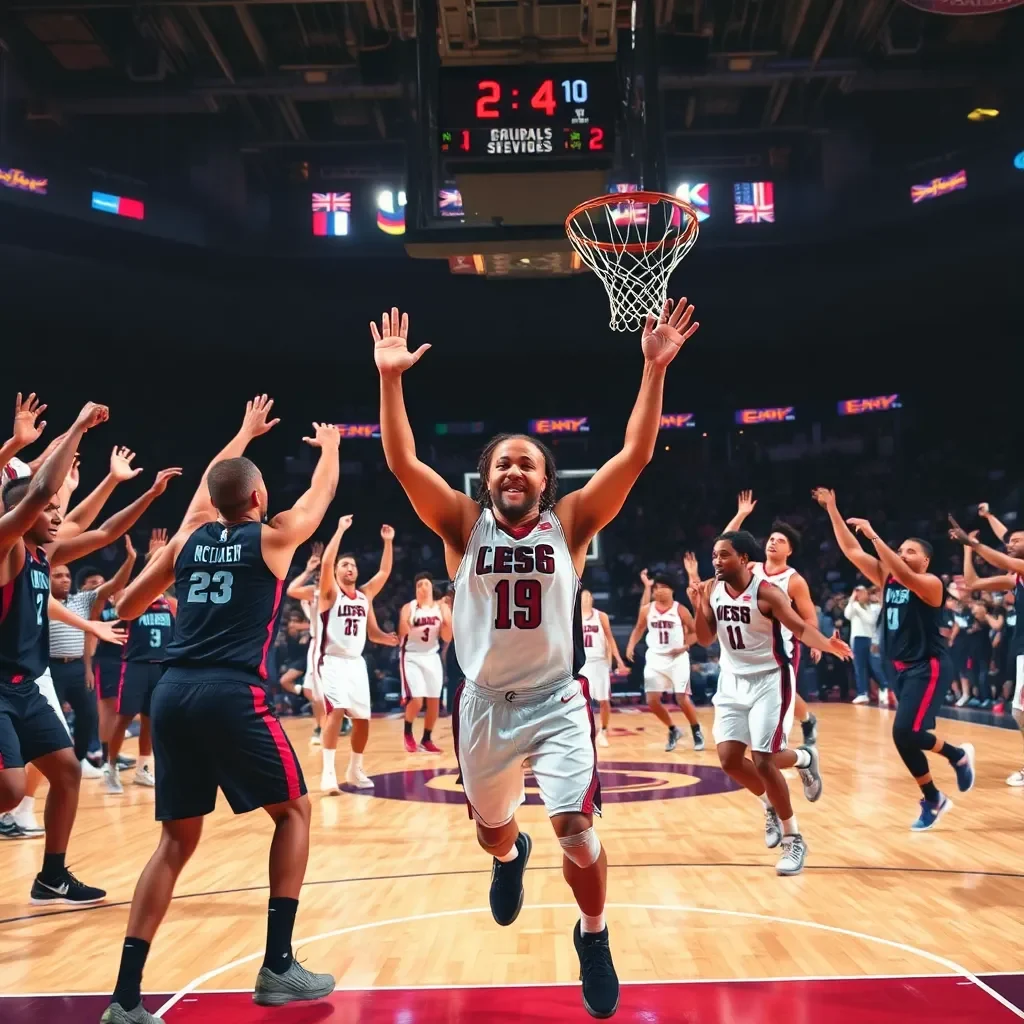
[0, 815, 30, 840]
[801, 713, 818, 746]
[488, 832, 532, 926]
[30, 868, 106, 906]
[573, 921, 619, 1018]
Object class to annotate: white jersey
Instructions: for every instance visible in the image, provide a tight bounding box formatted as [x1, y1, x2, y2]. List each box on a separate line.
[319, 588, 369, 660]
[403, 601, 444, 655]
[710, 575, 784, 676]
[581, 610, 607, 663]
[646, 601, 685, 656]
[453, 508, 581, 693]
[752, 563, 799, 659]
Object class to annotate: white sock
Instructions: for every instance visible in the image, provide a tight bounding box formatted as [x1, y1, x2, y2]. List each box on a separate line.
[580, 911, 606, 934]
[781, 815, 799, 836]
[794, 748, 812, 769]
[349, 752, 364, 772]
[17, 795, 34, 816]
[757, 793, 772, 810]
[496, 843, 519, 863]
[322, 749, 336, 773]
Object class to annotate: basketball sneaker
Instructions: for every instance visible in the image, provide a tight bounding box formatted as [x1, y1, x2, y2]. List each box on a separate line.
[878, 688, 891, 707]
[764, 807, 782, 849]
[692, 726, 705, 752]
[104, 763, 124, 795]
[796, 745, 823, 802]
[134, 764, 156, 788]
[30, 868, 106, 905]
[345, 766, 374, 789]
[403, 732, 418, 753]
[776, 834, 808, 876]
[851, 694, 869, 705]
[80, 758, 103, 780]
[252, 958, 336, 1006]
[320, 769, 340, 794]
[100, 1002, 161, 1023]
[1006, 767, 1024, 787]
[309, 726, 322, 748]
[596, 729, 610, 748]
[910, 793, 953, 831]
[489, 831, 532, 926]
[801, 713, 818, 746]
[953, 743, 975, 793]
[665, 726, 680, 752]
[116, 754, 137, 770]
[419, 739, 442, 754]
[573, 921, 619, 1019]
[0, 815, 31, 840]
[10, 803, 43, 835]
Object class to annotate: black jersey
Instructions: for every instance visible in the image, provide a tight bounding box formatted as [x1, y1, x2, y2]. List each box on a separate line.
[1012, 576, 1024, 659]
[94, 599, 123, 662]
[124, 596, 174, 663]
[881, 574, 945, 664]
[0, 547, 51, 685]
[162, 520, 283, 685]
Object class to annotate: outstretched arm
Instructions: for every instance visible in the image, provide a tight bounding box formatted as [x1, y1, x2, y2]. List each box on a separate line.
[625, 571, 654, 661]
[0, 392, 48, 474]
[362, 524, 394, 599]
[724, 491, 757, 533]
[91, 537, 138, 607]
[979, 503, 1009, 543]
[950, 517, 1024, 576]
[374, 308, 477, 550]
[286, 547, 322, 602]
[601, 610, 627, 672]
[61, 446, 143, 538]
[811, 488, 884, 587]
[758, 582, 852, 659]
[366, 600, 398, 647]
[316, 514, 352, 611]
[558, 299, 698, 555]
[848, 518, 943, 607]
[116, 538, 179, 621]
[960, 534, 1016, 592]
[49, 596, 126, 646]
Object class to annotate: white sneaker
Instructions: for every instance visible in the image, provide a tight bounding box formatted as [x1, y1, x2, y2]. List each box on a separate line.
[776, 833, 808, 875]
[11, 804, 42, 834]
[134, 764, 155, 788]
[320, 771, 340, 794]
[596, 730, 610, 748]
[103, 763, 124, 794]
[80, 759, 103, 780]
[878, 689, 890, 706]
[955, 693, 970, 708]
[1006, 768, 1024, 787]
[852, 694, 869, 705]
[309, 729, 322, 748]
[345, 767, 374, 789]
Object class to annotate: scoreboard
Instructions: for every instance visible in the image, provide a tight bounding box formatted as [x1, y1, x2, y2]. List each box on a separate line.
[439, 64, 617, 161]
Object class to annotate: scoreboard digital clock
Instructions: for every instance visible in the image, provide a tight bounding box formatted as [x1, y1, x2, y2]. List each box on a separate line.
[439, 64, 617, 160]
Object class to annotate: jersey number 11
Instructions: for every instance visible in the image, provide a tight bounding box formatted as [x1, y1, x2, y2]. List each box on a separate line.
[725, 625, 746, 650]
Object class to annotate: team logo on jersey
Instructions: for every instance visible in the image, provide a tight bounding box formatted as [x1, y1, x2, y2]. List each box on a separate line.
[355, 762, 741, 805]
[220, 529, 228, 542]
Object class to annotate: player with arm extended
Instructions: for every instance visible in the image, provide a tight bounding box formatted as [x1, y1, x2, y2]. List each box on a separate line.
[100, 398, 341, 1024]
[286, 543, 329, 745]
[579, 589, 627, 749]
[376, 298, 698, 1019]
[689, 531, 849, 875]
[812, 487, 975, 832]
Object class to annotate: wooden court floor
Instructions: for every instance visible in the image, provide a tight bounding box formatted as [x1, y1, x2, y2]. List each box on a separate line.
[3, 703, 1024, 1022]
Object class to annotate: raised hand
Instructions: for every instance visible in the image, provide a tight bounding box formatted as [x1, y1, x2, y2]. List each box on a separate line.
[826, 630, 853, 661]
[75, 402, 109, 431]
[683, 552, 699, 582]
[639, 568, 651, 587]
[149, 468, 183, 496]
[305, 544, 323, 572]
[948, 515, 975, 546]
[241, 395, 280, 439]
[65, 456, 80, 494]
[337, 514, 354, 533]
[381, 523, 395, 542]
[811, 487, 836, 510]
[978, 502, 991, 519]
[302, 422, 341, 450]
[641, 298, 699, 369]
[147, 528, 168, 557]
[110, 446, 142, 482]
[737, 490, 757, 517]
[124, 534, 136, 559]
[371, 307, 431, 377]
[845, 518, 875, 539]
[12, 393, 47, 448]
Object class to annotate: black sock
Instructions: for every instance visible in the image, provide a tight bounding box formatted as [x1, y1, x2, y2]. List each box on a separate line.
[919, 780, 941, 803]
[939, 742, 965, 765]
[403, 721, 413, 737]
[264, 897, 298, 974]
[112, 937, 150, 1010]
[691, 722, 702, 736]
[40, 852, 66, 882]
[102, 742, 109, 762]
[422, 728, 432, 743]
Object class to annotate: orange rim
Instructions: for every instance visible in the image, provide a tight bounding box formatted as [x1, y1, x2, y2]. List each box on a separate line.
[565, 190, 700, 254]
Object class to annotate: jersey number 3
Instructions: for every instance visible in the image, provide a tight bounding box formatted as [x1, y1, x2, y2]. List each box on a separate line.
[493, 579, 542, 630]
[725, 624, 746, 650]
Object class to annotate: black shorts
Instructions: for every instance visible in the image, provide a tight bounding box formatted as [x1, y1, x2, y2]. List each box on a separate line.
[116, 662, 164, 718]
[95, 659, 124, 701]
[0, 680, 73, 769]
[151, 678, 306, 821]
[960, 655, 987, 690]
[893, 655, 954, 734]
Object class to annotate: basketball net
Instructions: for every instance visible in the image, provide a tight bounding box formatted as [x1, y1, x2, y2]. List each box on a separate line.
[565, 192, 700, 333]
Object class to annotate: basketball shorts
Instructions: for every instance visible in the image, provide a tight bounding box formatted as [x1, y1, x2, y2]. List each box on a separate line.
[1013, 655, 1024, 714]
[712, 666, 792, 753]
[301, 642, 317, 693]
[150, 678, 306, 820]
[318, 655, 371, 720]
[644, 651, 691, 695]
[892, 655, 954, 734]
[453, 677, 600, 829]
[401, 650, 443, 702]
[34, 668, 70, 737]
[116, 662, 164, 718]
[95, 658, 124, 701]
[0, 678, 73, 769]
[583, 660, 611, 702]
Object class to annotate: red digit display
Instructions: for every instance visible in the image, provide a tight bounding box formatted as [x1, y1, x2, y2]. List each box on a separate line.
[588, 127, 605, 151]
[476, 80, 501, 119]
[460, 130, 470, 152]
[530, 79, 557, 116]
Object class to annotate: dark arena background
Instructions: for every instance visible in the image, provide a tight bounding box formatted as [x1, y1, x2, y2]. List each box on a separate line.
[1, 1, 1023, 1022]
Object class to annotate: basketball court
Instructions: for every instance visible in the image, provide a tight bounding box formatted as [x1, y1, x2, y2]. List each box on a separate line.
[3, 704, 1022, 1022]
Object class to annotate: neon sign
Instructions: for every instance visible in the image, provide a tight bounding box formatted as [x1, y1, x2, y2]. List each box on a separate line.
[734, 406, 795, 425]
[0, 167, 48, 195]
[660, 414, 695, 430]
[529, 417, 590, 435]
[837, 394, 902, 416]
[334, 423, 381, 439]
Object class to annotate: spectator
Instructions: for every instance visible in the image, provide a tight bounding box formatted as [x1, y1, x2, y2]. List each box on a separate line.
[845, 585, 881, 704]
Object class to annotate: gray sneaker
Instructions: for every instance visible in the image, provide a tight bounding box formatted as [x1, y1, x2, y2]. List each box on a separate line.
[665, 726, 680, 752]
[764, 806, 782, 849]
[776, 833, 808, 876]
[797, 745, 823, 803]
[252, 958, 336, 1007]
[100, 1002, 161, 1023]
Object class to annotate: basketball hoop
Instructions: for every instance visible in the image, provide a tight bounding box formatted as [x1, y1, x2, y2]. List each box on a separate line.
[565, 190, 700, 333]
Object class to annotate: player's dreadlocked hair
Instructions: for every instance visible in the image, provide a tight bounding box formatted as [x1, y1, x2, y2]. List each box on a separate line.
[475, 434, 558, 512]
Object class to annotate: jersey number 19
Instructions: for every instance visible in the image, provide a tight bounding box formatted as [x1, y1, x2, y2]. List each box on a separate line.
[493, 579, 542, 630]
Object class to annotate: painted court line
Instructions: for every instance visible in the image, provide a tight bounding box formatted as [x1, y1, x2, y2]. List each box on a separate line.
[153, 902, 1024, 1020]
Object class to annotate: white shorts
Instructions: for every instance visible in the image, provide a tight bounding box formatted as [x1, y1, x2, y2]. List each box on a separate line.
[401, 650, 443, 701]
[35, 668, 71, 737]
[583, 660, 611, 702]
[712, 666, 792, 753]
[644, 651, 691, 695]
[318, 655, 371, 721]
[1013, 654, 1024, 713]
[301, 642, 317, 693]
[454, 679, 600, 828]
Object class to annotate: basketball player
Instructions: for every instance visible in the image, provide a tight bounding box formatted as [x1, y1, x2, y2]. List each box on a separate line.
[580, 590, 626, 748]
[814, 489, 975, 830]
[400, 572, 453, 753]
[717, 490, 821, 745]
[949, 510, 1024, 785]
[286, 544, 327, 745]
[625, 570, 704, 752]
[100, 397, 339, 1024]
[375, 298, 700, 1018]
[689, 531, 846, 874]
[314, 516, 397, 791]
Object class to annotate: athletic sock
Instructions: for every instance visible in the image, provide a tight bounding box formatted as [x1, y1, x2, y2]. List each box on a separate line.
[350, 752, 364, 772]
[263, 897, 298, 974]
[691, 722, 702, 736]
[794, 748, 812, 769]
[580, 911, 606, 934]
[939, 742, 965, 765]
[321, 749, 335, 773]
[758, 793, 772, 810]
[781, 815, 799, 836]
[422, 729, 432, 743]
[496, 843, 519, 863]
[403, 721, 413, 737]
[16, 795, 33, 816]
[920, 779, 941, 803]
[40, 852, 66, 883]
[112, 937, 151, 1011]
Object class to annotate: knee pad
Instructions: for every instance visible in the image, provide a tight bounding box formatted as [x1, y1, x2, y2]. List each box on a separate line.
[559, 826, 602, 868]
